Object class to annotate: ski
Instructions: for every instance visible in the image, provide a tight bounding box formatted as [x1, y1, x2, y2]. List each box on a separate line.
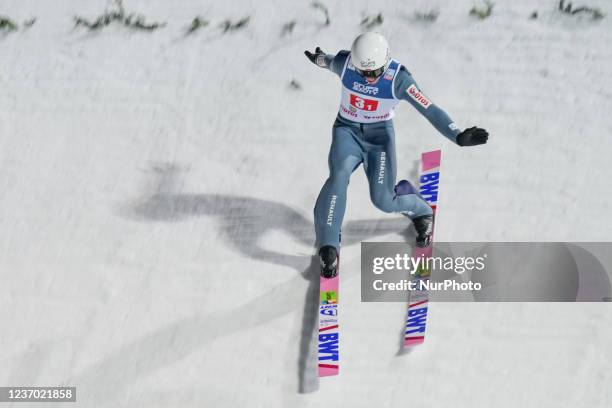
[403, 150, 442, 348]
[318, 261, 340, 376]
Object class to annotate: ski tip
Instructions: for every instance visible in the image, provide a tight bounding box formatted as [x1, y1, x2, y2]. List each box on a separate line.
[421, 150, 441, 171]
[318, 364, 339, 377]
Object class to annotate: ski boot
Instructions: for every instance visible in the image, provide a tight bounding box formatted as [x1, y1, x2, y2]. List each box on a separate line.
[412, 215, 434, 248]
[319, 245, 339, 278]
[394, 179, 434, 248]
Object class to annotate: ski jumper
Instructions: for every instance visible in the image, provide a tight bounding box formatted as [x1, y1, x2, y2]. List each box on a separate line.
[314, 50, 461, 250]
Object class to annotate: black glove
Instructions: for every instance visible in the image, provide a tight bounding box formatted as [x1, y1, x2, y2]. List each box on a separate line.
[304, 46, 329, 68]
[456, 127, 489, 146]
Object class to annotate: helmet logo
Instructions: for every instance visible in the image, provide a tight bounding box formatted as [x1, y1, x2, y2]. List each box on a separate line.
[360, 58, 376, 68]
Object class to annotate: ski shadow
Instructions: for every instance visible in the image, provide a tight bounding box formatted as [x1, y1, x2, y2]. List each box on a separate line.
[108, 163, 415, 395]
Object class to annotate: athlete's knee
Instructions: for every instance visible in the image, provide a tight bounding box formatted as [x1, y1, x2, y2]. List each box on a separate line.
[394, 180, 418, 195]
[329, 159, 356, 184]
[328, 171, 351, 186]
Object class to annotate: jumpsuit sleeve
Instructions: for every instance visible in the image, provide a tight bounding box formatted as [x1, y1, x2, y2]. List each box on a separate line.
[395, 66, 461, 144]
[327, 50, 350, 77]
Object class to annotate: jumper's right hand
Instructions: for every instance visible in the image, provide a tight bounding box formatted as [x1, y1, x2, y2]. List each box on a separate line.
[304, 47, 329, 68]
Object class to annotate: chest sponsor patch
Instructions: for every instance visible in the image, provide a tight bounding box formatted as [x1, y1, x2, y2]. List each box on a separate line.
[352, 82, 379, 95]
[407, 84, 431, 109]
[349, 94, 379, 111]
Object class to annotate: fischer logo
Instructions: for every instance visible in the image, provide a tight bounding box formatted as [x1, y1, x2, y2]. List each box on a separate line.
[352, 82, 379, 95]
[350, 94, 379, 111]
[407, 84, 431, 109]
[326, 195, 337, 226]
[378, 151, 386, 184]
[419, 171, 439, 203]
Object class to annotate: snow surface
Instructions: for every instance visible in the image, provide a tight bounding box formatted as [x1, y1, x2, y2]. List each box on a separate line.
[1, 0, 611, 406]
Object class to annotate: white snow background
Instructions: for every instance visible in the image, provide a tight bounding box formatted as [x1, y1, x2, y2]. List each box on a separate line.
[1, 0, 611, 407]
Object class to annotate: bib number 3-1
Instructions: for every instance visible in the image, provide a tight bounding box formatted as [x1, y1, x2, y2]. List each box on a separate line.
[350, 94, 378, 111]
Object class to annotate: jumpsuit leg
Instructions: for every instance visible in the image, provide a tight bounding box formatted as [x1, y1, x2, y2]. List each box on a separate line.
[314, 124, 364, 250]
[364, 122, 433, 218]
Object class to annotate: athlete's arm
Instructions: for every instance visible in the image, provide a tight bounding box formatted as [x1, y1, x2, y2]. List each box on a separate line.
[395, 66, 488, 146]
[304, 48, 349, 77]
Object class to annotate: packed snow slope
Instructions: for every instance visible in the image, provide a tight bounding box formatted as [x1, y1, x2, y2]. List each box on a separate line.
[1, 0, 611, 407]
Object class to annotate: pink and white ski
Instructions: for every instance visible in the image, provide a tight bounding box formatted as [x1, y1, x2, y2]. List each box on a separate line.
[318, 271, 340, 376]
[404, 150, 442, 348]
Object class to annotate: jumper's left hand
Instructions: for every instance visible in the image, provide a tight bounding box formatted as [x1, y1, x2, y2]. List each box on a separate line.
[456, 127, 489, 146]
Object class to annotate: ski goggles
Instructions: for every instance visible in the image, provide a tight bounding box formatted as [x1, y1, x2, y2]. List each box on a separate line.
[355, 66, 386, 79]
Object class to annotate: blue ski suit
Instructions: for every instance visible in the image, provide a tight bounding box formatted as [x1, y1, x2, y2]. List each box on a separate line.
[314, 50, 461, 250]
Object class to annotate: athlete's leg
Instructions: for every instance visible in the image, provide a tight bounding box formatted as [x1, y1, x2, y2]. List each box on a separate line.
[314, 123, 363, 250]
[364, 122, 432, 217]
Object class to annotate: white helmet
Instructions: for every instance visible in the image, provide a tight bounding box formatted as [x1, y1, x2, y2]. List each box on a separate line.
[350, 32, 390, 78]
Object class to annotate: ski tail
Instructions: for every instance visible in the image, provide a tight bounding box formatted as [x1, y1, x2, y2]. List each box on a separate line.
[318, 262, 340, 376]
[404, 150, 442, 348]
